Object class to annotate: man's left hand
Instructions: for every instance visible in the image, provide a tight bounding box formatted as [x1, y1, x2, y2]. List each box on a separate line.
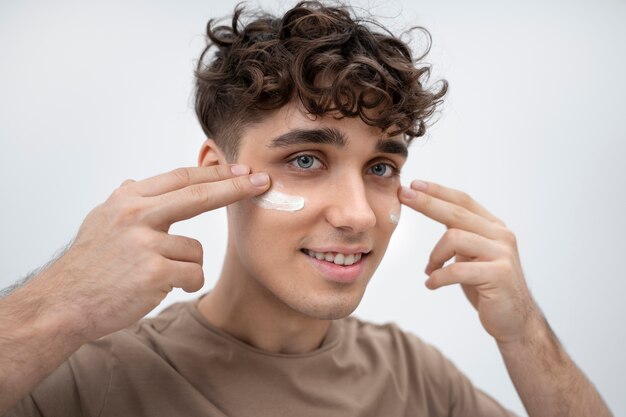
[398, 179, 541, 345]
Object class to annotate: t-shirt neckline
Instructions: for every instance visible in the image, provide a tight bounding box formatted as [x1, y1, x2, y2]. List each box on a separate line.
[183, 292, 343, 359]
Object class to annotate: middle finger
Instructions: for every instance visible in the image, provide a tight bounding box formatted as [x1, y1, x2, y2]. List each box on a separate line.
[425, 228, 506, 275]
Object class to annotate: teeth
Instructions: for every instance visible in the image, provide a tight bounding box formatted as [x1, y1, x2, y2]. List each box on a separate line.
[304, 250, 364, 266]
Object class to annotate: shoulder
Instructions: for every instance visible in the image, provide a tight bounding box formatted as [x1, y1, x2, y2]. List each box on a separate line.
[74, 298, 193, 376]
[19, 300, 189, 416]
[338, 316, 519, 417]
[68, 300, 183, 368]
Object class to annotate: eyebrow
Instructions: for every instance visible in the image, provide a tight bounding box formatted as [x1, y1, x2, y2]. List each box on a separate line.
[375, 138, 408, 158]
[268, 127, 346, 148]
[268, 127, 408, 158]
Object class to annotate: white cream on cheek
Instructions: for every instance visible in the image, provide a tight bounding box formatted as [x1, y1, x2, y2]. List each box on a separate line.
[251, 182, 305, 212]
[389, 200, 401, 225]
[252, 182, 397, 219]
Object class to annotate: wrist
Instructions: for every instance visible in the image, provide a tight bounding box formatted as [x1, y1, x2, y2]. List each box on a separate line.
[496, 307, 552, 353]
[496, 311, 571, 374]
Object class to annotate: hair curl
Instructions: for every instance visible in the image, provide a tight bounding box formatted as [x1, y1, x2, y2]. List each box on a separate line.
[194, 0, 448, 161]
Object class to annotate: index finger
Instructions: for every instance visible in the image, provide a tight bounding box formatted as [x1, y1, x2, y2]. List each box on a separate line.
[408, 180, 506, 225]
[127, 164, 251, 197]
[145, 172, 271, 227]
[398, 181, 504, 239]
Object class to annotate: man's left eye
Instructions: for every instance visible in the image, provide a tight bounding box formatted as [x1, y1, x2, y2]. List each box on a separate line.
[369, 163, 395, 177]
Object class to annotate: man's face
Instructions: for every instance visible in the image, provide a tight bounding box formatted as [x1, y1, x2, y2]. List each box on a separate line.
[226, 100, 408, 320]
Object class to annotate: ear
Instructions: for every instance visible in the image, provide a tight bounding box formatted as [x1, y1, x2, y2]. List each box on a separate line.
[198, 138, 227, 167]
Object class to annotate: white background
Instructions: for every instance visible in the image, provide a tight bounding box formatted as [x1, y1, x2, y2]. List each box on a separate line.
[1, 0, 624, 415]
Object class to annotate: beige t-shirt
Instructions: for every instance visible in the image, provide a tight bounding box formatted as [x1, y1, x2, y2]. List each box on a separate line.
[6, 293, 519, 417]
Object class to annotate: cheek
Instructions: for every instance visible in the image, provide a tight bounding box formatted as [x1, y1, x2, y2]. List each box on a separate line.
[229, 196, 306, 251]
[376, 201, 400, 237]
[367, 185, 401, 231]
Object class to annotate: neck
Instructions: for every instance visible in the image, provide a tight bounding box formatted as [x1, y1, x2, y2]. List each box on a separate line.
[197, 247, 332, 354]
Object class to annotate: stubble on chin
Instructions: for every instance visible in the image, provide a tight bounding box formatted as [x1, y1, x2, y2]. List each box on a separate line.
[286, 287, 366, 320]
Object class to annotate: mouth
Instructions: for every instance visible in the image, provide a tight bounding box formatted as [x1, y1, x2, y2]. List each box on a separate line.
[300, 249, 369, 266]
[300, 248, 370, 283]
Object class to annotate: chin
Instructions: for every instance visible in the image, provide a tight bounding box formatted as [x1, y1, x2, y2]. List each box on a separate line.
[285, 289, 365, 320]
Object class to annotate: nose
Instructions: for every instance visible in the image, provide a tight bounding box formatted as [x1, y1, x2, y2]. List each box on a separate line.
[324, 175, 377, 233]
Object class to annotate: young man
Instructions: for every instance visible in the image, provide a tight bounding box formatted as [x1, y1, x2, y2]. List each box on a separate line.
[0, 1, 613, 416]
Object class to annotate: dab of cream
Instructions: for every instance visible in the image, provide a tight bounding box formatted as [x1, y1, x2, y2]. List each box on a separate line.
[389, 201, 401, 225]
[252, 189, 305, 212]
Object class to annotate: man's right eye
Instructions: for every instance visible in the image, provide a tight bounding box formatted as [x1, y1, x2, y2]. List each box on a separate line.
[289, 154, 323, 170]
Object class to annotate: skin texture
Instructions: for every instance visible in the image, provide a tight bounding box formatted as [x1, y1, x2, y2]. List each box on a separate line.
[197, 100, 405, 354]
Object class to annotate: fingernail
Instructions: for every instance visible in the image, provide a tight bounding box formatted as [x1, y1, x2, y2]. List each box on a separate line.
[249, 172, 270, 187]
[411, 180, 428, 191]
[231, 164, 249, 176]
[401, 186, 417, 199]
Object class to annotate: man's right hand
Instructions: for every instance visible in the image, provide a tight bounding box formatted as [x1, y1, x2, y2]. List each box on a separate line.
[18, 164, 270, 343]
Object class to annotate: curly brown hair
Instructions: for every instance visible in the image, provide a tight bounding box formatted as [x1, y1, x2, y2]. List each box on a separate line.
[194, 0, 448, 162]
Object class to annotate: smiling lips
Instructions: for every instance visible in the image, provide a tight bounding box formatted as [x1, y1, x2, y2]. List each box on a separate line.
[302, 248, 368, 283]
[302, 249, 364, 266]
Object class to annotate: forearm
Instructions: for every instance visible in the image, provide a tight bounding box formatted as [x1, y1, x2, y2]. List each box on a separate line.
[497, 312, 612, 417]
[0, 270, 86, 415]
